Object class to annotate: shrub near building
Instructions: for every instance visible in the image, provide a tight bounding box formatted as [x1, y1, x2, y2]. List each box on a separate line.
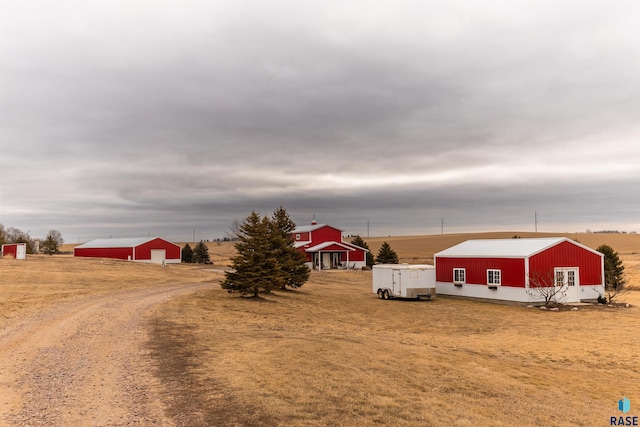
[597, 244, 628, 302]
[376, 241, 399, 264]
[182, 243, 194, 263]
[193, 241, 211, 264]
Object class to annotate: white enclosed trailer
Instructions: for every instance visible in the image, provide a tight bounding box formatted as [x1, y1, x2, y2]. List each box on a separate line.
[373, 264, 436, 300]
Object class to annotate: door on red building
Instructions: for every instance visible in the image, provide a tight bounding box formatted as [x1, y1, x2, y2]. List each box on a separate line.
[554, 267, 580, 302]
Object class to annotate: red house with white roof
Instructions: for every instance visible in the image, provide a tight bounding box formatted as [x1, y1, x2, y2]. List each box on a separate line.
[435, 237, 604, 303]
[291, 220, 368, 270]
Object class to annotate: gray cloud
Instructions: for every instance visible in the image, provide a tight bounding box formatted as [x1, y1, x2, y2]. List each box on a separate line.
[1, 1, 639, 241]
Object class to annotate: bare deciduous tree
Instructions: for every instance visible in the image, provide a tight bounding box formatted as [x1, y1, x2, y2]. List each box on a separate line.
[526, 270, 568, 306]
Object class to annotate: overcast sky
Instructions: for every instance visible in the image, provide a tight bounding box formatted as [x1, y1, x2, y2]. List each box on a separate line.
[1, 0, 639, 242]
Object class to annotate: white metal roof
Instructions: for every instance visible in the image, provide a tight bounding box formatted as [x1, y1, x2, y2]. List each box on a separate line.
[434, 238, 570, 258]
[304, 241, 356, 252]
[291, 223, 330, 233]
[373, 264, 435, 270]
[295, 240, 369, 252]
[75, 237, 158, 249]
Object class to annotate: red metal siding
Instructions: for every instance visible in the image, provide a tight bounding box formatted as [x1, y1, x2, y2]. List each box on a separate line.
[74, 247, 134, 260]
[2, 244, 19, 257]
[294, 231, 310, 241]
[340, 250, 365, 262]
[135, 238, 181, 260]
[529, 241, 602, 285]
[436, 257, 526, 287]
[310, 226, 342, 246]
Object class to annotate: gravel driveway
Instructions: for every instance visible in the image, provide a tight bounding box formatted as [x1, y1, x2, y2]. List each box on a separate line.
[0, 282, 216, 426]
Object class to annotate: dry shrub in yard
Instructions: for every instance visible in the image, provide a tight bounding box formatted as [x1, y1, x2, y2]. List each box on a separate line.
[149, 270, 640, 427]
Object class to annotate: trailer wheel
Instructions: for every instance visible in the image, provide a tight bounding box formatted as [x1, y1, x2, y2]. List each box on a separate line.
[377, 289, 384, 299]
[382, 290, 390, 300]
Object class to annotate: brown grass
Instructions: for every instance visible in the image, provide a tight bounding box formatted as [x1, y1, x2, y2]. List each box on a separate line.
[154, 270, 640, 426]
[0, 255, 212, 322]
[8, 233, 640, 425]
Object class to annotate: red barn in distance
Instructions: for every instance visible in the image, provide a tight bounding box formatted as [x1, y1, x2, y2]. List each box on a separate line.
[435, 237, 604, 303]
[291, 220, 368, 270]
[74, 237, 181, 264]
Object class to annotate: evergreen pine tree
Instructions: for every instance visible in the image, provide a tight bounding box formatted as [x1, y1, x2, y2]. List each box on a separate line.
[376, 241, 399, 264]
[222, 212, 282, 296]
[193, 241, 211, 264]
[271, 206, 310, 289]
[41, 234, 59, 255]
[182, 243, 194, 263]
[271, 205, 296, 235]
[597, 244, 627, 302]
[351, 235, 374, 267]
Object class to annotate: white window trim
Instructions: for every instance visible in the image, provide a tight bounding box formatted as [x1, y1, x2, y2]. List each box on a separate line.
[453, 268, 466, 284]
[555, 270, 565, 287]
[554, 267, 580, 287]
[487, 269, 501, 286]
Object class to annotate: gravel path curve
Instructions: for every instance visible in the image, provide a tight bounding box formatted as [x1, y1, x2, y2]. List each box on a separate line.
[0, 282, 216, 426]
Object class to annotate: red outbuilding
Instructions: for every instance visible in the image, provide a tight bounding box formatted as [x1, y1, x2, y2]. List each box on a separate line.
[1, 243, 27, 260]
[291, 221, 368, 270]
[434, 237, 604, 303]
[74, 237, 181, 264]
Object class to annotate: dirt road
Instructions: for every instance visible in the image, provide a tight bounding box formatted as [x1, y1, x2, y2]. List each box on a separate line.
[0, 282, 216, 426]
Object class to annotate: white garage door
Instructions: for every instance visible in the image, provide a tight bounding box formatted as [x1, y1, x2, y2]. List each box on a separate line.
[150, 249, 166, 264]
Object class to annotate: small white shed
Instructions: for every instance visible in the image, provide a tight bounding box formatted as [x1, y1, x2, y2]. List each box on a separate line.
[373, 264, 436, 300]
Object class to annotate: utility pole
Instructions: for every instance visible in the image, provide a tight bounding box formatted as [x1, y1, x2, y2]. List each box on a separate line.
[193, 228, 195, 242]
[441, 218, 444, 235]
[535, 211, 538, 233]
[367, 221, 370, 238]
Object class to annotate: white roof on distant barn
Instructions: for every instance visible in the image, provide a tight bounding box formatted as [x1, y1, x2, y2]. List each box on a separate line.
[291, 223, 332, 233]
[435, 237, 575, 258]
[75, 237, 158, 249]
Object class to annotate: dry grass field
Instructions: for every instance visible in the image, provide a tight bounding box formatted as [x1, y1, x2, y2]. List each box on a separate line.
[0, 255, 211, 323]
[153, 271, 640, 426]
[149, 232, 640, 426]
[6, 232, 640, 425]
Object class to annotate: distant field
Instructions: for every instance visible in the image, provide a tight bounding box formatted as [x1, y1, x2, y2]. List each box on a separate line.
[364, 231, 640, 260]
